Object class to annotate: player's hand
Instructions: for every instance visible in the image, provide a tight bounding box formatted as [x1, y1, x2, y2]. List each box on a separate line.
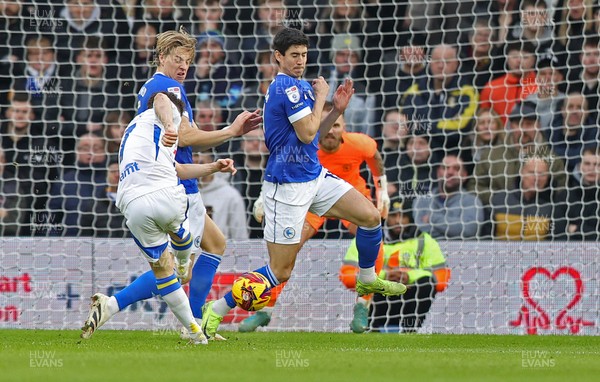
[312, 76, 329, 101]
[374, 175, 390, 219]
[253, 189, 265, 223]
[228, 109, 262, 136]
[332, 78, 355, 113]
[214, 158, 237, 175]
[386, 269, 409, 284]
[162, 126, 178, 147]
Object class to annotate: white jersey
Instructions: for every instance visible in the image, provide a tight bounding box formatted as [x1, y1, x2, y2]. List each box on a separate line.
[116, 104, 182, 211]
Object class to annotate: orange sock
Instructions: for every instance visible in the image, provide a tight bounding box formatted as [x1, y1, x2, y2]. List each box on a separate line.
[267, 282, 286, 307]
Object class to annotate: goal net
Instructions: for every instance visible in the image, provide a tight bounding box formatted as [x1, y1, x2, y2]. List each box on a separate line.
[0, 0, 599, 334]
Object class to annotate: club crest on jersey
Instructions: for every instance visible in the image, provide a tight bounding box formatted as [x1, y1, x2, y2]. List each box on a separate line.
[167, 87, 181, 99]
[194, 235, 202, 248]
[283, 227, 296, 239]
[285, 86, 301, 103]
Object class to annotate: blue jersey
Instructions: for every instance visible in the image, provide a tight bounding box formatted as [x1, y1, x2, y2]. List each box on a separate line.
[137, 72, 198, 194]
[263, 73, 322, 184]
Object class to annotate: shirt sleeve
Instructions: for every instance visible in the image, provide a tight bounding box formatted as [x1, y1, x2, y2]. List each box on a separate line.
[283, 83, 313, 124]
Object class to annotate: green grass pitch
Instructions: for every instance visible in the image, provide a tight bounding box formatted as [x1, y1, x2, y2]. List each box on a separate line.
[1, 330, 599, 382]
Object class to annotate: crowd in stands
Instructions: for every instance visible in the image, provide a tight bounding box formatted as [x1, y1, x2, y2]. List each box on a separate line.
[1, 0, 599, 241]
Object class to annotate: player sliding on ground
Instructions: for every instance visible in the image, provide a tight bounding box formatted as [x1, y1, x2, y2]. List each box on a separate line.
[81, 91, 237, 345]
[239, 102, 391, 333]
[80, 28, 261, 342]
[200, 28, 407, 339]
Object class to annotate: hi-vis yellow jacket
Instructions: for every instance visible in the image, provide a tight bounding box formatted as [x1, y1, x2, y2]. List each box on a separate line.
[343, 232, 450, 292]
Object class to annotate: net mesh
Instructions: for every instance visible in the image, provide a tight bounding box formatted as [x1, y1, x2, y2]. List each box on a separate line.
[1, 0, 599, 333]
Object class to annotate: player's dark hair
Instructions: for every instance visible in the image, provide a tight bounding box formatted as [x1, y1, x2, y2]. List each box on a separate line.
[148, 91, 185, 115]
[273, 27, 309, 57]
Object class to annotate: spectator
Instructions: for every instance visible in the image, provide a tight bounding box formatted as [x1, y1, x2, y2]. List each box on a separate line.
[120, 23, 158, 110]
[402, 44, 478, 152]
[491, 157, 567, 240]
[53, 0, 131, 74]
[397, 134, 439, 198]
[325, 34, 374, 135]
[555, 0, 594, 69]
[48, 134, 107, 236]
[366, 196, 448, 333]
[566, 35, 600, 124]
[317, 0, 365, 67]
[469, 101, 568, 206]
[186, 31, 242, 118]
[195, 99, 223, 132]
[233, 129, 268, 239]
[566, 146, 600, 240]
[381, 110, 409, 195]
[187, 0, 241, 64]
[81, 158, 128, 237]
[12, 36, 63, 125]
[414, 154, 484, 240]
[133, 0, 179, 33]
[525, 52, 565, 132]
[479, 41, 538, 124]
[195, 152, 249, 239]
[510, 0, 566, 64]
[232, 50, 275, 117]
[59, 37, 120, 137]
[381, 33, 428, 110]
[460, 17, 505, 92]
[240, 0, 286, 81]
[547, 92, 598, 172]
[463, 108, 505, 175]
[1, 92, 58, 235]
[104, 111, 130, 155]
[0, 145, 19, 236]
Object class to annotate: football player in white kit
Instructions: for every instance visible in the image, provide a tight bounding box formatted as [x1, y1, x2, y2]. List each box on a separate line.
[81, 91, 237, 345]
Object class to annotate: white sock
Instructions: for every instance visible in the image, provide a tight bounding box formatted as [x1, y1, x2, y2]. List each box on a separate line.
[358, 266, 377, 284]
[212, 298, 233, 316]
[356, 296, 369, 306]
[162, 287, 200, 333]
[107, 296, 120, 316]
[172, 247, 192, 265]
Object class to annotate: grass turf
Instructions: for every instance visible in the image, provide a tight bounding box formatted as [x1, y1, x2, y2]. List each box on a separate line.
[1, 330, 599, 382]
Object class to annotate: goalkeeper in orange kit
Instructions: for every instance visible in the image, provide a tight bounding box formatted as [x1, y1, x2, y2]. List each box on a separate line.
[240, 102, 390, 333]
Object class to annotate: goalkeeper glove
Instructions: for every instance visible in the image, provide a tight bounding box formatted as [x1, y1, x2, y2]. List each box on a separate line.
[374, 175, 390, 219]
[253, 189, 265, 223]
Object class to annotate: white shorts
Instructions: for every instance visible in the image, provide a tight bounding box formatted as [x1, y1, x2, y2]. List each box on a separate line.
[187, 192, 207, 252]
[123, 185, 191, 262]
[263, 167, 353, 244]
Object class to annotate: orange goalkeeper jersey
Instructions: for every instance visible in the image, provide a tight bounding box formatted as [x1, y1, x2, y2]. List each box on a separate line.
[318, 132, 378, 198]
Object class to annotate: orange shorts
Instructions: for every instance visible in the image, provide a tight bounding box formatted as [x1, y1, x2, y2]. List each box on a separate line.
[305, 212, 352, 232]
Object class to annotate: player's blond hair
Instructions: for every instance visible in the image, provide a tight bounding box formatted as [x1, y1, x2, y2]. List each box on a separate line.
[153, 26, 197, 67]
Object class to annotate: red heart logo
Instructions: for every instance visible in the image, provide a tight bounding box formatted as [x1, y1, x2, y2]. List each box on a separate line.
[511, 266, 594, 334]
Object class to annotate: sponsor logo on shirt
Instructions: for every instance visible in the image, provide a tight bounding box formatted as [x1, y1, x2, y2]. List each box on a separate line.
[285, 86, 301, 103]
[120, 162, 140, 181]
[167, 86, 181, 99]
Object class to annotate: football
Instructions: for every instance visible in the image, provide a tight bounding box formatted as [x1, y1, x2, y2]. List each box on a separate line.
[231, 272, 272, 311]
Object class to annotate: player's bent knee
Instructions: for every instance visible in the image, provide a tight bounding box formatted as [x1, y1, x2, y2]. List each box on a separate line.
[358, 207, 381, 228]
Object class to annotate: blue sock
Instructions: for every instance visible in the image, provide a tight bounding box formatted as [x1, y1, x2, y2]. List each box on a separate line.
[155, 274, 181, 297]
[356, 225, 382, 268]
[114, 271, 158, 311]
[189, 252, 222, 318]
[223, 264, 280, 309]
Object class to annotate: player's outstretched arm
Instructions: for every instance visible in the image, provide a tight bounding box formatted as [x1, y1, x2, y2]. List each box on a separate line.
[178, 110, 262, 149]
[175, 158, 237, 180]
[318, 78, 355, 137]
